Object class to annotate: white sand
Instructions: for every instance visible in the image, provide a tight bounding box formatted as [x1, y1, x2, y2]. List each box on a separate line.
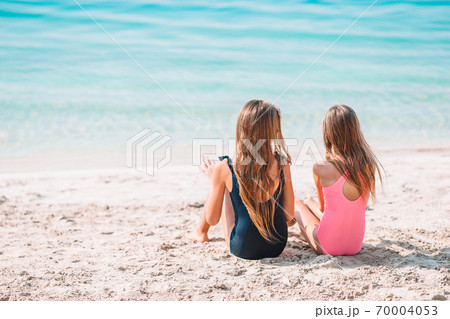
[0, 148, 449, 300]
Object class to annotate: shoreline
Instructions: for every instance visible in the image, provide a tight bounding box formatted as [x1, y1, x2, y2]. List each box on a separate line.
[1, 145, 449, 175]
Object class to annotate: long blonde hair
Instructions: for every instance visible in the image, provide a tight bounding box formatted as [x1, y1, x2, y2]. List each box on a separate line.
[234, 100, 291, 243]
[322, 104, 383, 201]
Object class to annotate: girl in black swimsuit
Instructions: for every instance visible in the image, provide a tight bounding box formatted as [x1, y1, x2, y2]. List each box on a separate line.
[189, 100, 296, 260]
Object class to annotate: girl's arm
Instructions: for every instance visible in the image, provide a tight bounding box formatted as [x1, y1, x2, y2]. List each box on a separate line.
[200, 157, 227, 226]
[312, 164, 325, 212]
[282, 165, 296, 226]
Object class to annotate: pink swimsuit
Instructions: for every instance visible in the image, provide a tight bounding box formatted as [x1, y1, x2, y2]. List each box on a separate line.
[316, 174, 368, 256]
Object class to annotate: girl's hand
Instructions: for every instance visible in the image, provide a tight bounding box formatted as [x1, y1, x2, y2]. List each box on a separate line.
[199, 155, 216, 182]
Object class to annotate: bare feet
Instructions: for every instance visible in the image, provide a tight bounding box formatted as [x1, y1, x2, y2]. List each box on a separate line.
[186, 230, 210, 243]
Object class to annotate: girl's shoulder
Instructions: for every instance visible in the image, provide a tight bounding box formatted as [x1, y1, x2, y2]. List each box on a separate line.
[214, 158, 232, 179]
[216, 157, 231, 171]
[313, 160, 341, 179]
[208, 159, 232, 189]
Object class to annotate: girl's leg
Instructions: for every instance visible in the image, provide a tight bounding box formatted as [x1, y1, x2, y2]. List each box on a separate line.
[187, 209, 211, 243]
[304, 197, 323, 221]
[221, 190, 235, 248]
[295, 200, 323, 254]
[188, 191, 235, 244]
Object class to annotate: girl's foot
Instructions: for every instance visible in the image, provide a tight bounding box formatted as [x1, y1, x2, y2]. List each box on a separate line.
[186, 230, 210, 243]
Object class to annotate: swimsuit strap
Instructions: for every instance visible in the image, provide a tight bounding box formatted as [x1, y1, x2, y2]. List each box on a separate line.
[275, 165, 285, 199]
[218, 155, 231, 168]
[218, 155, 238, 194]
[219, 155, 285, 198]
[218, 155, 284, 179]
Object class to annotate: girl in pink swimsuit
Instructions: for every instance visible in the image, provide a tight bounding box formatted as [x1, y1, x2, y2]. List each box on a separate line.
[295, 104, 383, 256]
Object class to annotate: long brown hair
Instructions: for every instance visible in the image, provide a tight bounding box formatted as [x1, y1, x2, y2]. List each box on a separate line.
[233, 100, 291, 243]
[322, 104, 383, 201]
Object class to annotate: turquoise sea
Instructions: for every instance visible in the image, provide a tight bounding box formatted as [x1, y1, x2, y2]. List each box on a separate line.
[0, 0, 449, 157]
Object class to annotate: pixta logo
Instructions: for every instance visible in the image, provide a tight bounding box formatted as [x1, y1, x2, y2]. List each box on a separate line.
[126, 129, 172, 175]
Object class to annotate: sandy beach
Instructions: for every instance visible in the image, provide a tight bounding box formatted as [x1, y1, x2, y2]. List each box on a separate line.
[0, 148, 448, 301]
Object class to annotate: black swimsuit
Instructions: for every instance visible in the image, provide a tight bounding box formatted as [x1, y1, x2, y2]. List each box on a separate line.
[220, 156, 288, 260]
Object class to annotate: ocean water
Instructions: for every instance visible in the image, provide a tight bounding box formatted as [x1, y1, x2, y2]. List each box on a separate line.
[0, 0, 449, 158]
